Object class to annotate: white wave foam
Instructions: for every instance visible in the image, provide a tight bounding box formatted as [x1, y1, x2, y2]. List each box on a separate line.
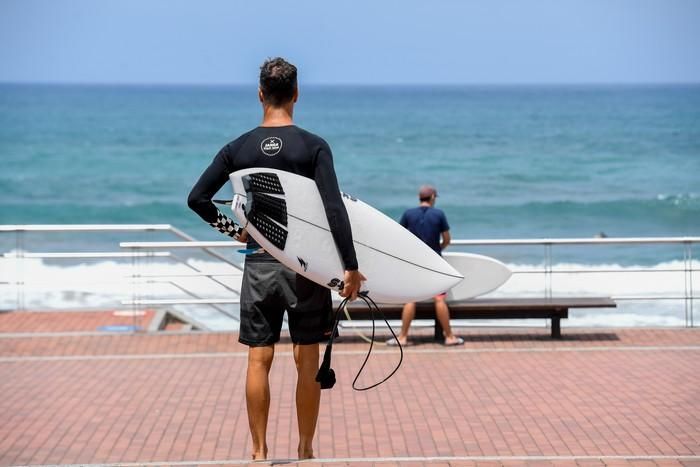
[481, 260, 698, 327]
[0, 254, 697, 327]
[0, 252, 243, 311]
[495, 260, 698, 298]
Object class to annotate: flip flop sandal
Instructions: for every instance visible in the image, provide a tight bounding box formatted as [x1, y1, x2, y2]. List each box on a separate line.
[443, 337, 465, 346]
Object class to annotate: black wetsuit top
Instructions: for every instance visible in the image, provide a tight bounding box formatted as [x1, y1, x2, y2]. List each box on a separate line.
[188, 125, 358, 270]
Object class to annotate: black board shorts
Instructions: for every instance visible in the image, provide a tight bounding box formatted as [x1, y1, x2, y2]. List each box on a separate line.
[239, 259, 334, 346]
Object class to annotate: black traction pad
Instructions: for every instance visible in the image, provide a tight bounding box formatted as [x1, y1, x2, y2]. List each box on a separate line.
[242, 172, 288, 250]
[248, 210, 288, 250]
[243, 172, 285, 195]
[250, 192, 287, 226]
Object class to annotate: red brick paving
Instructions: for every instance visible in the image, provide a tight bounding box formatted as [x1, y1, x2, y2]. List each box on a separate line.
[1, 308, 698, 358]
[0, 314, 698, 466]
[0, 309, 155, 333]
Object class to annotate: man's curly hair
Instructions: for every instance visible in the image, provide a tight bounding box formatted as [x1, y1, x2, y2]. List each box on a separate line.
[259, 57, 297, 106]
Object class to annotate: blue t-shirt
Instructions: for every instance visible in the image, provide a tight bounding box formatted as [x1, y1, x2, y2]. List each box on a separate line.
[399, 206, 450, 255]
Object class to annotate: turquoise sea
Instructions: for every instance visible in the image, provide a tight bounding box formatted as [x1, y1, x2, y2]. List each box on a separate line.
[1, 84, 699, 322]
[1, 84, 699, 262]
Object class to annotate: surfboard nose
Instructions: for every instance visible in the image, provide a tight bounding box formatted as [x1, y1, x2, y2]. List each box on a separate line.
[446, 262, 465, 281]
[441, 260, 465, 289]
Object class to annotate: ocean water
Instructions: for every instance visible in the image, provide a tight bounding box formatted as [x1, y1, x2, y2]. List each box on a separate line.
[1, 84, 699, 322]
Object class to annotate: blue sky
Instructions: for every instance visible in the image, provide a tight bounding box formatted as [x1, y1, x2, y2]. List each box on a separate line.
[1, 0, 699, 85]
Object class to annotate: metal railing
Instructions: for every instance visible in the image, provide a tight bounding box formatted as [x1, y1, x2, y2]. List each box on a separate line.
[0, 225, 244, 323]
[1, 225, 698, 328]
[120, 240, 244, 318]
[451, 237, 698, 326]
[120, 236, 698, 327]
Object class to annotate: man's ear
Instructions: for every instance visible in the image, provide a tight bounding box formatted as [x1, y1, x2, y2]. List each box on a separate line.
[293, 86, 299, 103]
[258, 88, 264, 103]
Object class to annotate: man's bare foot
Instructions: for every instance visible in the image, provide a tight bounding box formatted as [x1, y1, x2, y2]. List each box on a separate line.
[298, 449, 314, 459]
[252, 449, 267, 461]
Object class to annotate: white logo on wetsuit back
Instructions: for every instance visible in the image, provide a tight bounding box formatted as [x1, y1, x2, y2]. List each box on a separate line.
[260, 137, 282, 156]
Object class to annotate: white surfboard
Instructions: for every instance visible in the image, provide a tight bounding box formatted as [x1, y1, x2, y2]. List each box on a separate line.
[443, 252, 512, 300]
[228, 168, 463, 304]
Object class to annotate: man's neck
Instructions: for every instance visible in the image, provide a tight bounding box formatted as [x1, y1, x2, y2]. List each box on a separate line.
[261, 105, 294, 127]
[419, 201, 432, 208]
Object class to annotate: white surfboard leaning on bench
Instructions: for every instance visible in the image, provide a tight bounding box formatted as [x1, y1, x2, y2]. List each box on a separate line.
[443, 252, 512, 300]
[228, 168, 464, 304]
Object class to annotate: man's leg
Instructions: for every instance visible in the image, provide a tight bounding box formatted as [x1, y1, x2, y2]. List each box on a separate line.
[395, 302, 416, 344]
[293, 343, 320, 459]
[246, 345, 275, 460]
[434, 295, 460, 343]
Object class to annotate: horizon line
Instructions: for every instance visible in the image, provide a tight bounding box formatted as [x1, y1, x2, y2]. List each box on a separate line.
[2, 80, 700, 88]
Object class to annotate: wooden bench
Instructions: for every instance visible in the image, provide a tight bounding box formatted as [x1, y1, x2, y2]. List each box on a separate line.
[344, 297, 617, 339]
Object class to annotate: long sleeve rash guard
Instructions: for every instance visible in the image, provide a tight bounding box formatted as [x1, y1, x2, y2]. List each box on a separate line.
[187, 125, 359, 271]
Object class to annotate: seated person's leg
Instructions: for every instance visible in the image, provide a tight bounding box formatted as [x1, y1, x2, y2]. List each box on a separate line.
[434, 294, 462, 345]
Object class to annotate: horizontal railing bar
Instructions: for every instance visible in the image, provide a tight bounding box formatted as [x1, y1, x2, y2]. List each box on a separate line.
[510, 268, 698, 274]
[457, 295, 696, 301]
[550, 268, 697, 273]
[2, 252, 171, 259]
[121, 298, 241, 305]
[611, 296, 696, 301]
[118, 238, 700, 250]
[130, 272, 243, 278]
[0, 286, 691, 302]
[120, 241, 244, 249]
[2, 226, 698, 245]
[3, 281, 147, 286]
[119, 296, 695, 305]
[451, 237, 700, 246]
[0, 224, 173, 232]
[3, 258, 693, 275]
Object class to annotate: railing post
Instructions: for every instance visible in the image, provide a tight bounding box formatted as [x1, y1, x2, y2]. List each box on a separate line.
[689, 242, 694, 327]
[544, 243, 552, 299]
[684, 241, 691, 328]
[16, 230, 24, 312]
[143, 247, 154, 333]
[131, 246, 138, 331]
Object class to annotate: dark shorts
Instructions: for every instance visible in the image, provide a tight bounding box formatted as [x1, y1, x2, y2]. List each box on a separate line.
[239, 260, 334, 346]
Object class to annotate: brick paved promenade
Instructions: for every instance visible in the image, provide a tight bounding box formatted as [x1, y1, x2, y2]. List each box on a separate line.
[1, 311, 699, 467]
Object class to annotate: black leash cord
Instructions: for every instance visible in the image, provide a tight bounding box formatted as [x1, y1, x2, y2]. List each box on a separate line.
[214, 197, 403, 389]
[316, 292, 403, 391]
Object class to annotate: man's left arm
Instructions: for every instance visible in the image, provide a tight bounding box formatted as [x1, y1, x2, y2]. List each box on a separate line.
[313, 145, 358, 271]
[313, 143, 365, 299]
[440, 211, 451, 251]
[187, 146, 245, 241]
[440, 230, 451, 251]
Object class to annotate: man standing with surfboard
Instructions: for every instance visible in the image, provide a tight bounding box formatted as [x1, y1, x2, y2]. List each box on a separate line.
[389, 185, 464, 346]
[188, 57, 364, 460]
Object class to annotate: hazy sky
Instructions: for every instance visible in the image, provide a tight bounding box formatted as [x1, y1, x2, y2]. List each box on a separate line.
[2, 0, 699, 85]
